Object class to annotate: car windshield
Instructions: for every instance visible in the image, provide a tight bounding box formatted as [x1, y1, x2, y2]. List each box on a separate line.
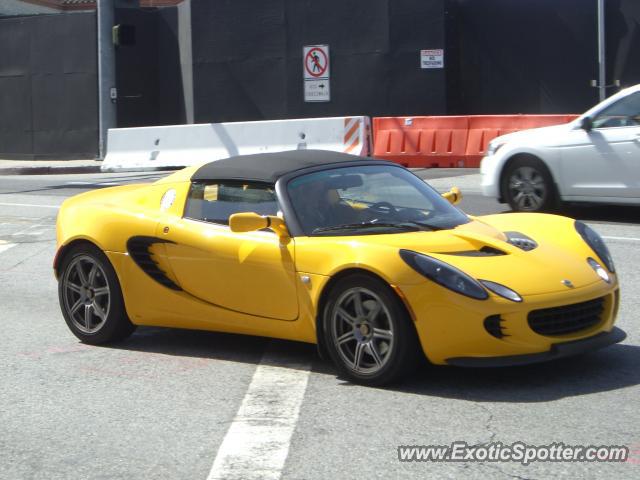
[592, 91, 640, 128]
[286, 165, 469, 236]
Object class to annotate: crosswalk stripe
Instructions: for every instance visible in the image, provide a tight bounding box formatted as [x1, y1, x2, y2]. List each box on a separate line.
[207, 345, 311, 480]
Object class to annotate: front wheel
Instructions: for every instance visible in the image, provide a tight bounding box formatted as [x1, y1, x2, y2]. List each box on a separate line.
[58, 244, 135, 344]
[502, 157, 559, 212]
[322, 274, 419, 386]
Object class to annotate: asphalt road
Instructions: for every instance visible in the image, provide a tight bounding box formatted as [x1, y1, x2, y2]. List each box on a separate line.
[1, 170, 639, 479]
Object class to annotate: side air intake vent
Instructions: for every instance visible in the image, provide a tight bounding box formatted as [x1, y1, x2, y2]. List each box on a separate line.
[445, 246, 506, 257]
[505, 232, 538, 251]
[127, 236, 182, 291]
[484, 315, 507, 339]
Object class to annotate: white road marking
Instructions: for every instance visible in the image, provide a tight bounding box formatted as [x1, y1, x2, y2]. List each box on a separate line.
[66, 181, 121, 187]
[207, 347, 311, 480]
[0, 242, 16, 254]
[602, 236, 640, 242]
[0, 202, 59, 209]
[9, 224, 50, 237]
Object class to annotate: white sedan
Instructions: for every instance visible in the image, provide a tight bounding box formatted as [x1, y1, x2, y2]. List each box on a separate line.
[481, 84, 640, 211]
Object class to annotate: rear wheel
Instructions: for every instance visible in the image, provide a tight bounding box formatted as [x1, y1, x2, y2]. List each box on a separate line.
[502, 157, 559, 212]
[322, 274, 419, 386]
[58, 244, 135, 344]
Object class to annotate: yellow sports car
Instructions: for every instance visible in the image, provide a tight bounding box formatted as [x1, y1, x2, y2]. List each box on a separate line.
[54, 150, 625, 385]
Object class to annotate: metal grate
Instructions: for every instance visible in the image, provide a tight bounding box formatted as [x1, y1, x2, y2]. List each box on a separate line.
[528, 297, 605, 336]
[505, 231, 538, 251]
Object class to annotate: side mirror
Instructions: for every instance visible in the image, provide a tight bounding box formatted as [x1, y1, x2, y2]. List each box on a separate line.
[229, 212, 289, 238]
[580, 116, 593, 132]
[442, 187, 462, 205]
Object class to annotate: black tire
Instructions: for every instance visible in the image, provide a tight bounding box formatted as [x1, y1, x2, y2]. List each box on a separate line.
[58, 243, 135, 344]
[501, 156, 559, 212]
[322, 273, 420, 386]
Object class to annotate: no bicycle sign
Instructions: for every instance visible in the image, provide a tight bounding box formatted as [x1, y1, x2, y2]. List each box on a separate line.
[303, 45, 330, 102]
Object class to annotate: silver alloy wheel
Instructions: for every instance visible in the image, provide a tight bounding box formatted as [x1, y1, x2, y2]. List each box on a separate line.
[508, 166, 547, 211]
[61, 255, 111, 334]
[330, 287, 394, 375]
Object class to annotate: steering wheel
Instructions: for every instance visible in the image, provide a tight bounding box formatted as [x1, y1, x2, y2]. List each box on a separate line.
[368, 201, 398, 216]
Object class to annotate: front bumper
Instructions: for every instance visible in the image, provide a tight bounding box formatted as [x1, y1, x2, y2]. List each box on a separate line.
[479, 154, 501, 198]
[401, 278, 620, 365]
[446, 327, 626, 367]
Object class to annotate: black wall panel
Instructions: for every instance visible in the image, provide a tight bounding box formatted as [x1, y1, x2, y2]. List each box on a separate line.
[115, 7, 185, 128]
[115, 9, 161, 128]
[607, 0, 640, 91]
[191, 0, 447, 123]
[0, 77, 32, 154]
[4, 1, 640, 160]
[0, 18, 30, 78]
[157, 7, 186, 125]
[285, 0, 389, 55]
[449, 0, 605, 114]
[193, 0, 286, 61]
[0, 12, 98, 159]
[192, 0, 288, 122]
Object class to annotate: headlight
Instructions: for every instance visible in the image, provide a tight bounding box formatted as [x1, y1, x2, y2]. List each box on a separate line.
[400, 250, 488, 300]
[486, 140, 506, 156]
[575, 221, 615, 273]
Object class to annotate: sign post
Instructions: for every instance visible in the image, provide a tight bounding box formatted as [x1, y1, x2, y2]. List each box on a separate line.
[303, 45, 330, 102]
[597, 0, 606, 101]
[97, 0, 117, 160]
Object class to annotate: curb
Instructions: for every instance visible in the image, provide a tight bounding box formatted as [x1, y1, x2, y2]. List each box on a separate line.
[0, 166, 103, 176]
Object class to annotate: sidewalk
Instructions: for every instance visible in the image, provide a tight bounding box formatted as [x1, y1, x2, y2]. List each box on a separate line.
[0, 159, 103, 176]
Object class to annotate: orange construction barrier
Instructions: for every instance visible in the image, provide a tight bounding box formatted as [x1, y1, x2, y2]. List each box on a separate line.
[373, 116, 469, 168]
[373, 114, 578, 168]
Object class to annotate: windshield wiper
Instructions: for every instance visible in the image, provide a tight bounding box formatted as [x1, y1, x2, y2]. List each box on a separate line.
[406, 220, 445, 231]
[312, 222, 431, 235]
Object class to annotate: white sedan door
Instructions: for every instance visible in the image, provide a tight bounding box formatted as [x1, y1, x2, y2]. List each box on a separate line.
[560, 91, 640, 199]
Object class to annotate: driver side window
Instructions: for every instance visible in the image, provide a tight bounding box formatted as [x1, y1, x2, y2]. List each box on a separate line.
[592, 92, 640, 129]
[184, 181, 279, 225]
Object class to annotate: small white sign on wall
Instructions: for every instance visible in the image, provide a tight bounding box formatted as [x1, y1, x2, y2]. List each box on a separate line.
[304, 79, 331, 102]
[420, 49, 444, 69]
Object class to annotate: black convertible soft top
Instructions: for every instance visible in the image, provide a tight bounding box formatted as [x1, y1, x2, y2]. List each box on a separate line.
[191, 150, 389, 183]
